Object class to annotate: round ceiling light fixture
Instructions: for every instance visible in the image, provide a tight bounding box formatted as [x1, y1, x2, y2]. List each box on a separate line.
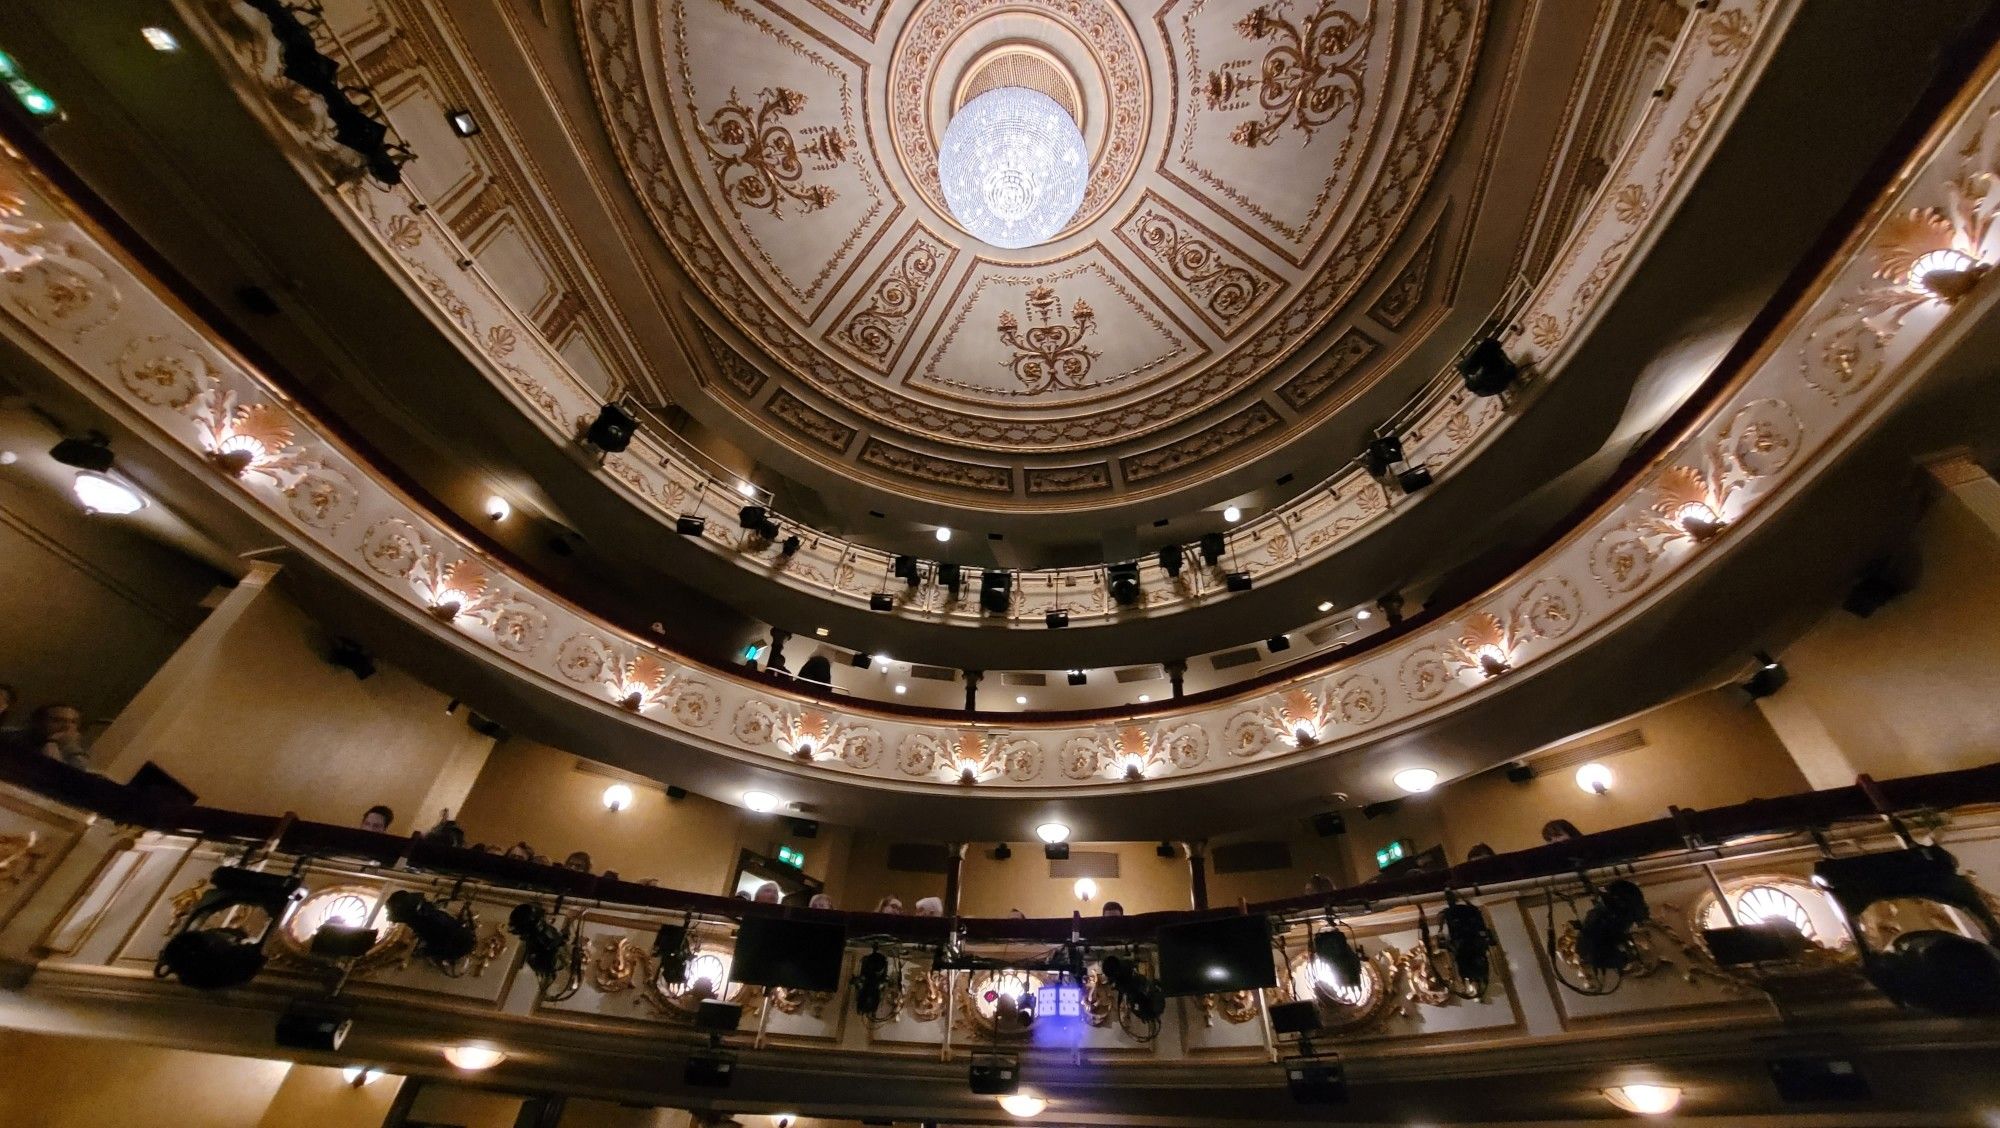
[938, 87, 1086, 249]
[602, 783, 635, 811]
[998, 1093, 1048, 1118]
[742, 790, 780, 813]
[1393, 767, 1440, 794]
[1602, 1083, 1682, 1115]
[1035, 821, 1070, 845]
[441, 1044, 506, 1071]
[72, 471, 147, 516]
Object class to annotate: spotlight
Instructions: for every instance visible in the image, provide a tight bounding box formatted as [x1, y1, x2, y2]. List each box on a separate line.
[1045, 610, 1069, 628]
[50, 431, 115, 471]
[1099, 954, 1165, 1024]
[383, 889, 478, 966]
[507, 903, 575, 991]
[1222, 505, 1242, 523]
[446, 108, 481, 137]
[1744, 652, 1788, 699]
[870, 593, 895, 611]
[72, 471, 147, 516]
[1429, 890, 1495, 999]
[676, 515, 707, 536]
[1365, 434, 1404, 477]
[1397, 465, 1433, 494]
[156, 866, 303, 989]
[1574, 879, 1651, 975]
[1225, 571, 1252, 592]
[1066, 669, 1087, 686]
[968, 1052, 1020, 1095]
[738, 505, 768, 530]
[1108, 561, 1140, 606]
[993, 842, 1012, 861]
[1312, 923, 1364, 991]
[1199, 532, 1226, 566]
[584, 403, 638, 453]
[1457, 338, 1518, 396]
[980, 570, 1012, 614]
[1812, 844, 2000, 1015]
[893, 555, 920, 584]
[1158, 544, 1184, 577]
[653, 921, 691, 984]
[1266, 634, 1291, 652]
[780, 534, 802, 555]
[1157, 841, 1176, 858]
[853, 946, 891, 1017]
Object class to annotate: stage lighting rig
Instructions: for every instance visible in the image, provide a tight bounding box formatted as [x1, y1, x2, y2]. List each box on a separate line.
[1311, 919, 1365, 993]
[1547, 876, 1651, 996]
[383, 889, 479, 970]
[1099, 952, 1165, 1032]
[1814, 842, 2000, 1015]
[156, 865, 303, 990]
[1417, 890, 1495, 1000]
[852, 946, 894, 1021]
[508, 901, 582, 1001]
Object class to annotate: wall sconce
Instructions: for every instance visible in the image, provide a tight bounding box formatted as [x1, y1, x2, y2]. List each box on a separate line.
[1575, 763, 1613, 795]
[602, 783, 634, 812]
[1073, 878, 1097, 903]
[1602, 1083, 1681, 1115]
[1475, 645, 1511, 677]
[955, 758, 982, 785]
[1292, 723, 1319, 748]
[792, 739, 817, 762]
[341, 1065, 382, 1087]
[1907, 248, 1988, 302]
[1675, 501, 1725, 542]
[429, 595, 466, 621]
[484, 495, 511, 521]
[616, 690, 644, 711]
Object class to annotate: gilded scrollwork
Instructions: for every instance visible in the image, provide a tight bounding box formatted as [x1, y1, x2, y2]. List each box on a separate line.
[1124, 205, 1273, 331]
[728, 700, 883, 770]
[590, 934, 753, 1019]
[898, 731, 1043, 784]
[0, 831, 46, 887]
[1059, 722, 1205, 781]
[1223, 687, 1335, 758]
[1205, 1, 1372, 148]
[696, 87, 842, 217]
[996, 287, 1099, 395]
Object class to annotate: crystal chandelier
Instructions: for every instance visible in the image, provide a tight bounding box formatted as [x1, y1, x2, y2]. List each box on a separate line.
[938, 87, 1087, 249]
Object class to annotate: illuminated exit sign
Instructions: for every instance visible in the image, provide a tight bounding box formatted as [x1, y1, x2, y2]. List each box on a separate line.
[1374, 839, 1411, 870]
[777, 845, 805, 869]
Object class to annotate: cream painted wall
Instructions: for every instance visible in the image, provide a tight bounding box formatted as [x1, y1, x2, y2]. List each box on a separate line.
[126, 585, 494, 831]
[453, 738, 849, 897]
[1435, 688, 1805, 858]
[0, 473, 215, 732]
[1775, 499, 2000, 779]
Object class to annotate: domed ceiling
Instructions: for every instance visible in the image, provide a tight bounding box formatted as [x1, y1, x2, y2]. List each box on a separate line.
[579, 0, 1486, 503]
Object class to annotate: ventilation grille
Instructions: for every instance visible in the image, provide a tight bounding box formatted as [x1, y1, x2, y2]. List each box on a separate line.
[1210, 646, 1263, 670]
[911, 664, 957, 682]
[1048, 851, 1119, 879]
[957, 50, 1081, 123]
[886, 842, 954, 873]
[1528, 728, 1647, 776]
[1212, 840, 1293, 874]
[1002, 672, 1048, 687]
[1114, 664, 1166, 684]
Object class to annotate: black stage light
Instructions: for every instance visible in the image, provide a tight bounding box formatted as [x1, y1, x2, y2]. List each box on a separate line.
[309, 921, 379, 960]
[1044, 842, 1070, 861]
[849, 650, 872, 669]
[1702, 920, 1810, 966]
[1504, 763, 1535, 783]
[940, 562, 963, 597]
[385, 890, 478, 966]
[1313, 925, 1365, 991]
[1108, 562, 1141, 606]
[1435, 891, 1495, 998]
[1199, 532, 1226, 566]
[694, 1000, 743, 1032]
[1157, 841, 1177, 859]
[676, 515, 707, 536]
[1311, 812, 1346, 837]
[585, 403, 638, 453]
[798, 655, 832, 685]
[981, 570, 1012, 614]
[274, 999, 353, 1052]
[328, 637, 376, 680]
[1266, 634, 1291, 652]
[446, 108, 481, 137]
[1159, 544, 1185, 577]
[1099, 955, 1165, 1024]
[1045, 610, 1069, 628]
[1813, 844, 2000, 1015]
[654, 922, 691, 984]
[1397, 465, 1434, 494]
[870, 592, 895, 612]
[968, 1053, 1021, 1095]
[780, 534, 802, 556]
[1225, 571, 1253, 592]
[738, 505, 768, 530]
[1575, 879, 1651, 975]
[156, 866, 303, 990]
[893, 555, 920, 585]
[1067, 669, 1087, 686]
[1458, 338, 1518, 396]
[1268, 1000, 1321, 1036]
[1365, 435, 1404, 478]
[1744, 652, 1788, 699]
[853, 947, 891, 1017]
[684, 1052, 736, 1088]
[507, 903, 573, 987]
[50, 432, 115, 472]
[993, 842, 1012, 861]
[1285, 1058, 1347, 1104]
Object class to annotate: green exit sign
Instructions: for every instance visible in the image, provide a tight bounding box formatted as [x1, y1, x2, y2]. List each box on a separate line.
[1374, 839, 1411, 870]
[0, 50, 58, 120]
[777, 845, 805, 869]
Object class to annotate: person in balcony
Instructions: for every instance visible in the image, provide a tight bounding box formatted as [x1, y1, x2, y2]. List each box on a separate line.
[424, 811, 466, 848]
[752, 882, 781, 904]
[808, 893, 833, 910]
[1541, 819, 1582, 844]
[564, 851, 593, 873]
[1465, 842, 1497, 861]
[360, 805, 394, 833]
[1303, 873, 1336, 896]
[912, 896, 944, 917]
[0, 703, 88, 769]
[503, 841, 535, 862]
[874, 895, 904, 915]
[1101, 901, 1124, 917]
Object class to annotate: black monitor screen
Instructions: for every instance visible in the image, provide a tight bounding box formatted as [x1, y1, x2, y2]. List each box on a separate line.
[730, 917, 848, 992]
[1156, 914, 1276, 997]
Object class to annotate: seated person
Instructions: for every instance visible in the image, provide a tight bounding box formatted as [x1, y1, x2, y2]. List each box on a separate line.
[912, 896, 944, 917]
[503, 841, 535, 862]
[0, 703, 88, 769]
[752, 882, 781, 904]
[1101, 901, 1124, 917]
[874, 895, 904, 915]
[1465, 842, 1497, 861]
[1541, 819, 1582, 844]
[424, 810, 466, 848]
[563, 851, 592, 873]
[808, 893, 833, 910]
[360, 805, 394, 833]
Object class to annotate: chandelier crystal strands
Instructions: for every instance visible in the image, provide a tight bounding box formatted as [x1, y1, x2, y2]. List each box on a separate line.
[938, 87, 1087, 249]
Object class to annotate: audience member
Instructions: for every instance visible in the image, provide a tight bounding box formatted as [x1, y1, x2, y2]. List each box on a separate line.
[733, 890, 752, 901]
[360, 805, 394, 833]
[1465, 842, 1497, 861]
[1, 703, 88, 768]
[753, 883, 781, 904]
[1303, 873, 1336, 896]
[504, 842, 534, 862]
[808, 893, 833, 910]
[1101, 901, 1124, 917]
[912, 896, 943, 917]
[874, 895, 904, 915]
[1541, 819, 1582, 844]
[1008, 908, 1027, 919]
[424, 810, 466, 848]
[530, 853, 552, 866]
[564, 851, 592, 873]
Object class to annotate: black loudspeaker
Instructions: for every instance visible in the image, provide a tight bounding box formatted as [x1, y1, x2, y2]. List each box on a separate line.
[586, 403, 638, 452]
[981, 570, 1012, 614]
[1767, 1057, 1870, 1102]
[684, 1053, 736, 1088]
[1266, 634, 1291, 652]
[1044, 842, 1070, 861]
[1504, 763, 1535, 783]
[738, 505, 768, 530]
[693, 1000, 743, 1032]
[1108, 561, 1141, 605]
[870, 592, 896, 612]
[1310, 811, 1346, 837]
[1269, 1000, 1322, 1036]
[849, 650, 873, 668]
[675, 515, 707, 536]
[1225, 571, 1253, 592]
[1158, 544, 1185, 576]
[788, 818, 819, 839]
[274, 1001, 352, 1051]
[1045, 611, 1070, 628]
[1365, 434, 1403, 477]
[1398, 465, 1434, 494]
[968, 1054, 1020, 1095]
[1457, 338, 1518, 396]
[1199, 532, 1227, 565]
[1285, 1059, 1347, 1104]
[1360, 799, 1402, 820]
[666, 785, 689, 800]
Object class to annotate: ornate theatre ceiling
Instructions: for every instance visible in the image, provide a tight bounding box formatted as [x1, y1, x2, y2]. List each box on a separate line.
[577, 0, 1498, 500]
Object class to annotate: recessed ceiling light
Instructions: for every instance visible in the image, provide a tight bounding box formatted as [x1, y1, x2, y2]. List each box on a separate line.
[736, 480, 755, 497]
[742, 790, 779, 813]
[935, 526, 952, 542]
[72, 471, 146, 516]
[1393, 767, 1440, 794]
[341, 1065, 381, 1086]
[814, 626, 829, 637]
[998, 1093, 1048, 1118]
[484, 495, 510, 521]
[141, 26, 181, 52]
[441, 1044, 505, 1070]
[601, 783, 634, 811]
[1137, 694, 1150, 702]
[893, 684, 907, 695]
[1356, 607, 1374, 621]
[1015, 695, 1027, 705]
[1036, 821, 1070, 845]
[1602, 1084, 1682, 1115]
[446, 108, 480, 137]
[1222, 505, 1242, 523]
[1317, 600, 1335, 613]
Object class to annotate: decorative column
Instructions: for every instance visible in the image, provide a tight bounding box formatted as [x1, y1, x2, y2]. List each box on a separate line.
[1165, 658, 1187, 699]
[963, 669, 982, 713]
[1184, 840, 1209, 911]
[765, 627, 790, 673]
[943, 842, 966, 918]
